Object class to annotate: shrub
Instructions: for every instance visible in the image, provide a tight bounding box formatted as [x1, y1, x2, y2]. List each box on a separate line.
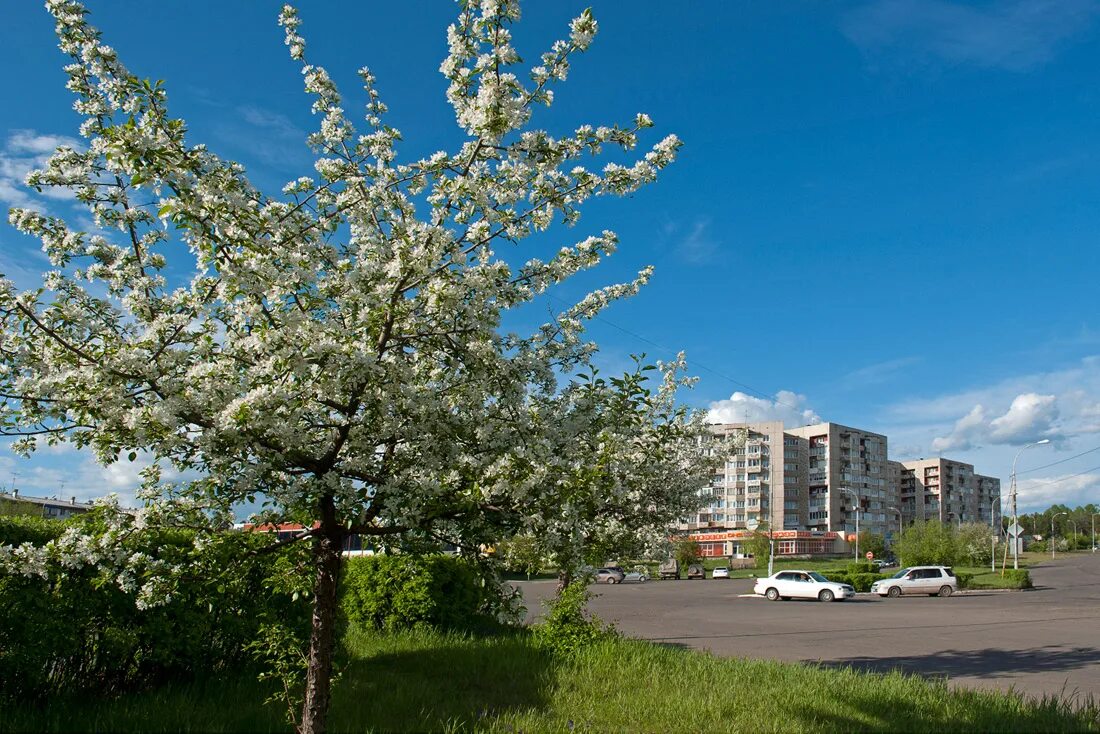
[848, 573, 889, 592]
[340, 554, 489, 633]
[954, 572, 974, 589]
[1002, 569, 1032, 589]
[847, 560, 875, 574]
[531, 579, 617, 656]
[0, 514, 312, 701]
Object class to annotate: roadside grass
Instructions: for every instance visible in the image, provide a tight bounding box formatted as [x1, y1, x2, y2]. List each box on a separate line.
[5, 629, 1099, 733]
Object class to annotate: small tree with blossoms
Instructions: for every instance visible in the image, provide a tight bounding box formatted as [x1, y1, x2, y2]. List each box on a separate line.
[0, 1, 698, 732]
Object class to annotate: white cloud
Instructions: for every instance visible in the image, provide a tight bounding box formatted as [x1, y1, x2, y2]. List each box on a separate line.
[842, 0, 1099, 71]
[989, 393, 1060, 443]
[707, 389, 821, 426]
[0, 128, 81, 209]
[875, 356, 1100, 510]
[1, 438, 201, 508]
[842, 356, 920, 389]
[930, 392, 1061, 451]
[1016, 471, 1100, 512]
[931, 404, 988, 452]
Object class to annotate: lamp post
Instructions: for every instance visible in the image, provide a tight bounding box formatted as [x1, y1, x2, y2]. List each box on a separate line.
[1011, 440, 1051, 570]
[1092, 513, 1099, 553]
[1052, 511, 1067, 559]
[839, 488, 859, 560]
[994, 493, 1003, 572]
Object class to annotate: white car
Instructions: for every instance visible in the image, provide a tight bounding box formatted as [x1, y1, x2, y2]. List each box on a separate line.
[871, 566, 957, 597]
[712, 567, 730, 579]
[753, 570, 855, 602]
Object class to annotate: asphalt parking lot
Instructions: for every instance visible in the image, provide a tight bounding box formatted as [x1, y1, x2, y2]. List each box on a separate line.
[517, 554, 1100, 701]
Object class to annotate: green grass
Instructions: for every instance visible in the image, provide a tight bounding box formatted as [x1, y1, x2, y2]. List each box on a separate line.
[5, 629, 1098, 733]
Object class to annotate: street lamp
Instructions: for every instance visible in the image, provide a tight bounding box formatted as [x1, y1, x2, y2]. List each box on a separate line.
[1092, 513, 1100, 553]
[989, 492, 1001, 574]
[1011, 440, 1051, 570]
[839, 488, 860, 560]
[1052, 511, 1068, 559]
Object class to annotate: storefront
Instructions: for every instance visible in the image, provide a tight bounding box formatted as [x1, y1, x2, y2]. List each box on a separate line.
[686, 529, 845, 558]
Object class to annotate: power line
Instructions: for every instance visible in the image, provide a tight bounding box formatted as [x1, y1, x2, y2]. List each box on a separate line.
[1017, 445, 1100, 475]
[1017, 463, 1100, 491]
[545, 293, 808, 413]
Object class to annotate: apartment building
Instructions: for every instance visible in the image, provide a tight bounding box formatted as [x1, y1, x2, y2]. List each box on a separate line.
[784, 422, 895, 538]
[682, 422, 801, 533]
[899, 458, 1001, 526]
[678, 421, 1000, 546]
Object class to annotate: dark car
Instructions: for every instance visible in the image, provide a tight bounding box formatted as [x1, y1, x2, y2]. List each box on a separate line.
[687, 563, 705, 580]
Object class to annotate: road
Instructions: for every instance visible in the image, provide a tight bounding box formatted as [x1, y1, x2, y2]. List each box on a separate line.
[517, 554, 1100, 701]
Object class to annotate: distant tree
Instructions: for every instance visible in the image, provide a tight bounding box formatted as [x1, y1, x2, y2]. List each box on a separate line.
[955, 522, 993, 566]
[498, 534, 545, 580]
[894, 521, 956, 567]
[745, 530, 772, 569]
[673, 538, 702, 569]
[857, 531, 885, 560]
[0, 498, 41, 518]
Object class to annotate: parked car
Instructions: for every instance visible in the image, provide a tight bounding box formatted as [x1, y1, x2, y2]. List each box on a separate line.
[687, 563, 706, 580]
[753, 570, 855, 602]
[871, 559, 896, 570]
[870, 566, 957, 597]
[622, 568, 648, 583]
[658, 559, 680, 579]
[593, 567, 626, 584]
[712, 566, 730, 579]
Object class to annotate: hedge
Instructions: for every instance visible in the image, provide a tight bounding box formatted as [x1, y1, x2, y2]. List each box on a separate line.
[340, 554, 491, 633]
[0, 514, 311, 701]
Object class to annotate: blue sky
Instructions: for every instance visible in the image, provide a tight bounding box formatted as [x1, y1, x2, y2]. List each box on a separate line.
[2, 0, 1100, 513]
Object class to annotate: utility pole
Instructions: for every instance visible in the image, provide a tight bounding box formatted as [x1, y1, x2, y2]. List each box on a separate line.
[1011, 440, 1050, 570]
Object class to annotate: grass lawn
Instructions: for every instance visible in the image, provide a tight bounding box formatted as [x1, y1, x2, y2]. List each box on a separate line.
[5, 629, 1098, 733]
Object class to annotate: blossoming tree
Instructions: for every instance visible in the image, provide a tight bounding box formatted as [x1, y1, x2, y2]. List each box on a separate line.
[0, 1, 701, 731]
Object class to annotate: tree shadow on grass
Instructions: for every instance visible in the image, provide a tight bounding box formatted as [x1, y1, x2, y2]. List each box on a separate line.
[328, 633, 559, 733]
[816, 645, 1100, 682]
[763, 675, 1098, 733]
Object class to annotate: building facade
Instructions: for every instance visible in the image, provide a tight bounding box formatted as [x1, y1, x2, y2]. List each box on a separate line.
[0, 490, 92, 519]
[678, 421, 1000, 553]
[783, 422, 895, 538]
[899, 458, 1001, 526]
[683, 422, 801, 533]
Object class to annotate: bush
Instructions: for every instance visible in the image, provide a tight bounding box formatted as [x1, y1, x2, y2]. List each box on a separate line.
[340, 554, 490, 633]
[531, 579, 617, 656]
[847, 560, 875, 574]
[0, 514, 312, 702]
[1002, 569, 1032, 589]
[954, 572, 974, 589]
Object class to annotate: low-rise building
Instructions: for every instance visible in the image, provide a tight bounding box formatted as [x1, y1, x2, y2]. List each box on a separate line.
[0, 490, 92, 520]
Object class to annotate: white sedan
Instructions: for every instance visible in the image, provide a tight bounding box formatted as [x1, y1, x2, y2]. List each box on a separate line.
[753, 570, 855, 602]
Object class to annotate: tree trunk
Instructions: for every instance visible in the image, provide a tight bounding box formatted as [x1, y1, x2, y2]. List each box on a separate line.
[300, 523, 343, 734]
[556, 568, 573, 595]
